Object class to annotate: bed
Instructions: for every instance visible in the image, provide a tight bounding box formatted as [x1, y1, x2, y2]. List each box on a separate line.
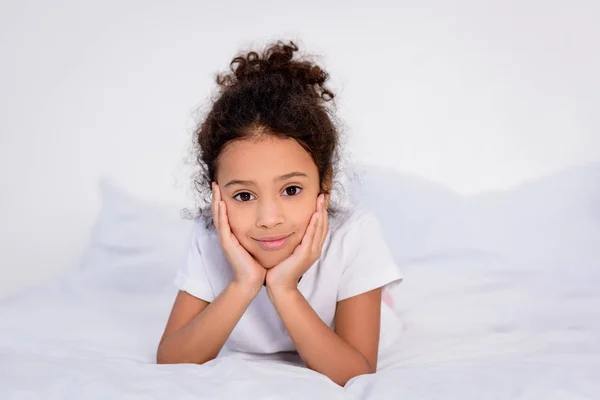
[1, 163, 599, 399]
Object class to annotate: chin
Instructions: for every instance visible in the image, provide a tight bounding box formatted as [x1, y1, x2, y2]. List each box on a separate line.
[255, 251, 291, 269]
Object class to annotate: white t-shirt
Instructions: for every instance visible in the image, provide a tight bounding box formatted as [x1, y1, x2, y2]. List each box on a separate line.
[174, 208, 403, 354]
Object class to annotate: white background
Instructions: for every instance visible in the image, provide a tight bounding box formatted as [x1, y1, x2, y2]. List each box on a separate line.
[1, 0, 599, 298]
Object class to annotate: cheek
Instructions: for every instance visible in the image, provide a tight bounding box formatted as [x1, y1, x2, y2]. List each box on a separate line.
[290, 199, 317, 233]
[223, 201, 251, 236]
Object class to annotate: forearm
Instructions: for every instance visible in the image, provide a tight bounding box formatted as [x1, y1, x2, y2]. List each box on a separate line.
[268, 288, 373, 386]
[157, 282, 258, 364]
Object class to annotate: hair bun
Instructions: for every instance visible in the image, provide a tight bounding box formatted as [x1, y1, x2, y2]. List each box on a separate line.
[217, 40, 334, 101]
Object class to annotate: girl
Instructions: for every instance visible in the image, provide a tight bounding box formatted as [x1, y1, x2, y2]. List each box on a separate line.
[157, 40, 402, 386]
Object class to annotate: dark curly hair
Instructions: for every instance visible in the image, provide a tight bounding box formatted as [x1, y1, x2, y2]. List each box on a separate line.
[191, 40, 342, 225]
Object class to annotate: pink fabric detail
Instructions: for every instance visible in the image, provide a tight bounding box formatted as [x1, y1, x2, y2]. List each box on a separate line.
[382, 291, 394, 308]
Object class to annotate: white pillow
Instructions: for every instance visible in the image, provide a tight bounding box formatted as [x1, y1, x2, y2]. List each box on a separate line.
[351, 162, 600, 271]
[77, 179, 194, 292]
[352, 163, 600, 364]
[348, 164, 465, 264]
[455, 163, 600, 271]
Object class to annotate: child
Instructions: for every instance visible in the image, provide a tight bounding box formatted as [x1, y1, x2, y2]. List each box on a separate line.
[157, 40, 403, 386]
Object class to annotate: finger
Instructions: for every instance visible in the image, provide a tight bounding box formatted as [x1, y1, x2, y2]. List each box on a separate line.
[313, 195, 326, 253]
[302, 211, 319, 249]
[211, 183, 219, 228]
[311, 197, 322, 253]
[219, 200, 233, 238]
[318, 195, 328, 248]
[214, 183, 222, 204]
[318, 215, 328, 253]
[216, 185, 227, 235]
[322, 205, 329, 247]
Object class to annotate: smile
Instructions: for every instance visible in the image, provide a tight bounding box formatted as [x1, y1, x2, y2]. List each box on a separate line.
[254, 234, 292, 251]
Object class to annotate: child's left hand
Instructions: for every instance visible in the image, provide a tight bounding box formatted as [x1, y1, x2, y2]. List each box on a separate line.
[265, 194, 328, 294]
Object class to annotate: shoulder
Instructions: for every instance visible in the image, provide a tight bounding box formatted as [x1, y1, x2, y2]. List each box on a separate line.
[186, 218, 222, 261]
[176, 218, 223, 302]
[324, 208, 403, 301]
[189, 218, 218, 243]
[324, 207, 387, 261]
[328, 207, 383, 241]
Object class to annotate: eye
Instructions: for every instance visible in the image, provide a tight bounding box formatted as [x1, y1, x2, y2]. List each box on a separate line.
[282, 186, 302, 197]
[233, 192, 255, 202]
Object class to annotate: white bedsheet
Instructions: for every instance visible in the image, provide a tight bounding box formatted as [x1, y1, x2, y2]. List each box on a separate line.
[1, 257, 598, 399]
[0, 266, 347, 399]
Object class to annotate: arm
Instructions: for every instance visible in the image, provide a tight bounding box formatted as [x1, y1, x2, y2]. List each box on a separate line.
[156, 283, 260, 364]
[265, 195, 381, 385]
[157, 183, 267, 364]
[267, 286, 382, 386]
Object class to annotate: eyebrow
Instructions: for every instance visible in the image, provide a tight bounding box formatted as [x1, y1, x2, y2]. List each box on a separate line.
[223, 171, 309, 188]
[277, 171, 309, 181]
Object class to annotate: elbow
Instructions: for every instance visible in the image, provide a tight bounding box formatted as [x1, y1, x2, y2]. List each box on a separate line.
[336, 369, 373, 387]
[155, 348, 171, 365]
[156, 338, 177, 364]
[155, 345, 175, 365]
[333, 376, 351, 387]
[156, 350, 212, 365]
[155, 341, 215, 365]
[330, 361, 376, 387]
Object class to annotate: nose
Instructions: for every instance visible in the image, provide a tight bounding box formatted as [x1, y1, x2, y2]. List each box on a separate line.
[255, 197, 284, 229]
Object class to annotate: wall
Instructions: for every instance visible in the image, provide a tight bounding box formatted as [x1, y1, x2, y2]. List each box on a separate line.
[1, 0, 598, 298]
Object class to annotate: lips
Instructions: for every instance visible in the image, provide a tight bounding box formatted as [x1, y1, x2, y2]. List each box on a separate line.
[254, 234, 292, 251]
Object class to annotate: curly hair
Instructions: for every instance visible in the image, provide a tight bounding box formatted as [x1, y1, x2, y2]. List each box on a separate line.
[192, 40, 342, 225]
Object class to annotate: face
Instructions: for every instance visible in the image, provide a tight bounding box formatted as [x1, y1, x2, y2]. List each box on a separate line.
[215, 136, 323, 268]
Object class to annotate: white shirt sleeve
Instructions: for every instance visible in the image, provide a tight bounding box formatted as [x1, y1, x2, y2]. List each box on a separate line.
[173, 221, 216, 302]
[337, 211, 403, 302]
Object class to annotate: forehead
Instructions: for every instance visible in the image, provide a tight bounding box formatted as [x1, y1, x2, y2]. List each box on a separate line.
[216, 136, 318, 180]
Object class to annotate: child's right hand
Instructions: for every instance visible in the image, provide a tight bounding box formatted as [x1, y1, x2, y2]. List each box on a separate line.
[212, 183, 267, 292]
